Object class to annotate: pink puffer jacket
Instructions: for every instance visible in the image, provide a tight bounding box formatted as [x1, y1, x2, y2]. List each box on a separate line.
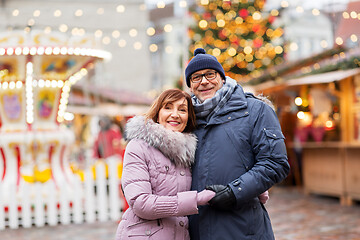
[115, 116, 199, 240]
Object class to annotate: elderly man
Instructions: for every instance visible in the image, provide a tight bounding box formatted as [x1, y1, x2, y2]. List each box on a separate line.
[185, 48, 290, 240]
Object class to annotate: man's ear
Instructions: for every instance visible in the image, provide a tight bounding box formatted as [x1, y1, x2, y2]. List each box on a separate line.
[189, 87, 194, 93]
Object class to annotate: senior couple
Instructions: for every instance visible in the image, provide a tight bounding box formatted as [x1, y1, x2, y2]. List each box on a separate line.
[115, 48, 290, 240]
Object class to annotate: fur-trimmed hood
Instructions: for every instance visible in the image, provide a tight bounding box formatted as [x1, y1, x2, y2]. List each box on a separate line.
[125, 115, 197, 167]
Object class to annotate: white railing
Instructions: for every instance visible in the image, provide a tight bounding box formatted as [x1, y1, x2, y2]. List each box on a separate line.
[0, 156, 124, 230]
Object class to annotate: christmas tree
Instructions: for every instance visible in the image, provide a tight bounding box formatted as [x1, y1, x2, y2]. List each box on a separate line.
[188, 0, 284, 82]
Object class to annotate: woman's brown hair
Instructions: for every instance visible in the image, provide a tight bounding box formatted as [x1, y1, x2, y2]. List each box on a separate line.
[145, 89, 196, 133]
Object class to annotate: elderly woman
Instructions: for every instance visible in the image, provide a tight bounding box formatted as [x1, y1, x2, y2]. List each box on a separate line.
[115, 89, 215, 240]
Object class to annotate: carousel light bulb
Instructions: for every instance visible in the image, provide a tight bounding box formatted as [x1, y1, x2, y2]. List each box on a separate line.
[80, 68, 88, 76]
[38, 79, 45, 88]
[69, 76, 76, 84]
[7, 48, 14, 55]
[30, 47, 37, 55]
[57, 80, 64, 88]
[80, 48, 87, 56]
[51, 80, 58, 88]
[60, 98, 67, 105]
[53, 47, 60, 55]
[63, 112, 74, 121]
[60, 47, 67, 55]
[67, 48, 74, 55]
[15, 47, 22, 55]
[0, 48, 5, 55]
[32, 80, 38, 87]
[9, 81, 16, 89]
[63, 85, 70, 92]
[16, 81, 23, 88]
[45, 80, 51, 87]
[59, 104, 67, 111]
[2, 82, 8, 89]
[57, 116, 63, 122]
[26, 62, 33, 74]
[37, 47, 45, 55]
[74, 48, 81, 55]
[45, 47, 52, 55]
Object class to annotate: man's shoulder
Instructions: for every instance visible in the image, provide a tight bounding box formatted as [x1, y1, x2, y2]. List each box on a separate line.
[243, 91, 275, 111]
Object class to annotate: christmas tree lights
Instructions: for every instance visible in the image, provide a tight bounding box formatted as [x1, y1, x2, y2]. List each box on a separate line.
[188, 0, 285, 82]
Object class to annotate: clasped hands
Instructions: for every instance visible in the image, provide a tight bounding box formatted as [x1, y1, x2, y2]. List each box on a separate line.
[202, 185, 269, 210]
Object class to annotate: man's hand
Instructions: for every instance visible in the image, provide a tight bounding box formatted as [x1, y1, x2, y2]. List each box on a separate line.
[205, 185, 236, 210]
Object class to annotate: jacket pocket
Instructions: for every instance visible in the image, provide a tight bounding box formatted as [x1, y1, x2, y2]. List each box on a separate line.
[264, 128, 286, 158]
[127, 219, 163, 237]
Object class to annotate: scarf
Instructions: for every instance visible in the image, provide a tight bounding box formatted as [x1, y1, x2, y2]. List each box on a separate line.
[192, 77, 237, 119]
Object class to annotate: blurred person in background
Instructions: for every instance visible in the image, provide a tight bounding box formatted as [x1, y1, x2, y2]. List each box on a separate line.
[93, 116, 123, 159]
[185, 48, 290, 240]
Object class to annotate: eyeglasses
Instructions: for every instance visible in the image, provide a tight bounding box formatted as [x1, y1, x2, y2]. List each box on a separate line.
[190, 71, 218, 83]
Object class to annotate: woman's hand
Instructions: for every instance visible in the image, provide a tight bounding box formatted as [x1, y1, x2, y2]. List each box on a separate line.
[197, 189, 216, 206]
[258, 190, 269, 204]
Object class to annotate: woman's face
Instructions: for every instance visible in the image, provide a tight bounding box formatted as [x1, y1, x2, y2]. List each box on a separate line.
[158, 97, 188, 132]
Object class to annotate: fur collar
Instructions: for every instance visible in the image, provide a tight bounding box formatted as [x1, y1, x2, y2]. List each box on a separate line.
[125, 116, 197, 167]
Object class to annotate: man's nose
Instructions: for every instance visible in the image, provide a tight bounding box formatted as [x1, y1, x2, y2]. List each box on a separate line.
[200, 75, 210, 84]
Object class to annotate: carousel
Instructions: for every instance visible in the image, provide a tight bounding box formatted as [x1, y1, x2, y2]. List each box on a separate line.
[0, 30, 111, 202]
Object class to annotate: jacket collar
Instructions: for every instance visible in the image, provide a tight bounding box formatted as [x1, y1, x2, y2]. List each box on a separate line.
[125, 116, 197, 167]
[197, 84, 248, 126]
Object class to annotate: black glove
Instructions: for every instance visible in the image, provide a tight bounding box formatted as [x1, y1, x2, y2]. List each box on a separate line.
[205, 185, 236, 210]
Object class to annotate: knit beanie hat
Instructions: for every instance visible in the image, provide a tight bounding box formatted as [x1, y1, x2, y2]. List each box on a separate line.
[185, 48, 225, 87]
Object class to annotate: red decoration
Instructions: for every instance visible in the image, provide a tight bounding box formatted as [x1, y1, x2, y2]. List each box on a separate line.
[203, 12, 212, 20]
[253, 38, 263, 48]
[218, 29, 227, 40]
[239, 9, 249, 18]
[269, 15, 276, 24]
[252, 24, 260, 33]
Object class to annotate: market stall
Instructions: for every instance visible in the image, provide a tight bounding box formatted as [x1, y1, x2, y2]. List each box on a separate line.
[253, 68, 360, 205]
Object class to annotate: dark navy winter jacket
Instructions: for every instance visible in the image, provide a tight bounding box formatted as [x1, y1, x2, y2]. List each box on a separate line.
[189, 84, 290, 240]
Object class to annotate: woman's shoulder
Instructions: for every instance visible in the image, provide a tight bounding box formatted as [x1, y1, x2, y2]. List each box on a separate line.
[126, 138, 152, 152]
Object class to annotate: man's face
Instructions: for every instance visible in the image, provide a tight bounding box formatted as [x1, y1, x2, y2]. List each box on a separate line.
[189, 69, 224, 102]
